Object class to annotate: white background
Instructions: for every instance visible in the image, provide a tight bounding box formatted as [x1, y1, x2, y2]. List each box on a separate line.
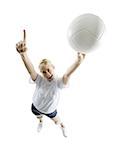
[0, 0, 113, 150]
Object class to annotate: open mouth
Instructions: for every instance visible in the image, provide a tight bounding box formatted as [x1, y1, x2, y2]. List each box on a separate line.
[48, 75, 53, 80]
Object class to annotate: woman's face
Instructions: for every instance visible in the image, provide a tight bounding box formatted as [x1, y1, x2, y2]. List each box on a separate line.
[40, 64, 54, 81]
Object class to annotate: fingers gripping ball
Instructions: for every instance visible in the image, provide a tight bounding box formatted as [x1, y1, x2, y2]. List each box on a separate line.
[67, 14, 105, 53]
[16, 30, 27, 53]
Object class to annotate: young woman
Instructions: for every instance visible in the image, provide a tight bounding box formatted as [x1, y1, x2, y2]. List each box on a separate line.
[16, 30, 85, 137]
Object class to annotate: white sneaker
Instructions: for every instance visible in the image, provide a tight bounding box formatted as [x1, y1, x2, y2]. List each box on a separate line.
[37, 122, 43, 132]
[61, 127, 67, 137]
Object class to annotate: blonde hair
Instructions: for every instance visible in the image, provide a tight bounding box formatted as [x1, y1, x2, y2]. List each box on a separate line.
[39, 59, 52, 71]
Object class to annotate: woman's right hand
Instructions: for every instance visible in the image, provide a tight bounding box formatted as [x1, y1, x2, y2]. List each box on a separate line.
[16, 30, 27, 54]
[77, 52, 86, 64]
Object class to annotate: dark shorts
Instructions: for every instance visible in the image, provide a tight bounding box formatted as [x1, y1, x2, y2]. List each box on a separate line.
[31, 104, 57, 118]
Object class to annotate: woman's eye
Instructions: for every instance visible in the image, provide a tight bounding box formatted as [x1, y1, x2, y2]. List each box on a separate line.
[43, 71, 46, 74]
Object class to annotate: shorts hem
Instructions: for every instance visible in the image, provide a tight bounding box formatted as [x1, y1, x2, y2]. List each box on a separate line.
[31, 104, 57, 118]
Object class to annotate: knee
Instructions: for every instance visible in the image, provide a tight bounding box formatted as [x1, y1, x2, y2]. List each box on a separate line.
[52, 116, 61, 125]
[54, 119, 61, 125]
[54, 120, 59, 125]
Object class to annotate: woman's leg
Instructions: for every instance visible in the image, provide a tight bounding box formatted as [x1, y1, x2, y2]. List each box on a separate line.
[51, 115, 67, 137]
[51, 115, 64, 127]
[37, 115, 43, 132]
[37, 115, 43, 122]
[31, 104, 44, 132]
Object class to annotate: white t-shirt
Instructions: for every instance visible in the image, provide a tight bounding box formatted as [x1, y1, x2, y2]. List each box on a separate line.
[31, 74, 66, 114]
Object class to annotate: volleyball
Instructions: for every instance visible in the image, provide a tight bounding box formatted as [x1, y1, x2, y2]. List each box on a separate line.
[67, 13, 105, 53]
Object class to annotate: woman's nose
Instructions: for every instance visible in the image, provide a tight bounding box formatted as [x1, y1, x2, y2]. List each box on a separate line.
[46, 71, 51, 77]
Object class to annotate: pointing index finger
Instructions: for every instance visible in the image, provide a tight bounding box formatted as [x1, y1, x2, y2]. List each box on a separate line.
[23, 29, 26, 43]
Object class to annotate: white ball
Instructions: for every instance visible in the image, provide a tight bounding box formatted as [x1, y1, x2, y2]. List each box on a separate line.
[67, 13, 105, 53]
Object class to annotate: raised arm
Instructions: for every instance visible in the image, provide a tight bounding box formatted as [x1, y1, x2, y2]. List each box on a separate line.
[16, 30, 38, 81]
[62, 52, 86, 84]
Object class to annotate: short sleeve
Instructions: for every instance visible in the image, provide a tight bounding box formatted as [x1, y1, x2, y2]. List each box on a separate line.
[29, 74, 43, 86]
[57, 77, 69, 89]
